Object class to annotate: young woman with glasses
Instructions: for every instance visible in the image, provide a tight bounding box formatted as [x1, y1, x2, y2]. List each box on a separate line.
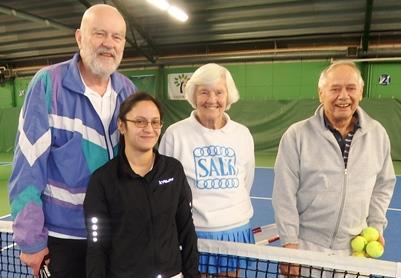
[84, 92, 199, 278]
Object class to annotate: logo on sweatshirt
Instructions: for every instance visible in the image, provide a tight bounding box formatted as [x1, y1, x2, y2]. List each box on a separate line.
[159, 177, 174, 185]
[193, 145, 239, 189]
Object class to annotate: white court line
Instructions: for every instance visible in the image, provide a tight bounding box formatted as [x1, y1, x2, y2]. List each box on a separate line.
[388, 208, 401, 212]
[251, 196, 272, 201]
[0, 214, 11, 220]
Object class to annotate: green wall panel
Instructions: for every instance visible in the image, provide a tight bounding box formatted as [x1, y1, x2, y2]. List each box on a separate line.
[0, 81, 13, 108]
[272, 84, 300, 100]
[273, 63, 302, 85]
[121, 68, 159, 96]
[243, 63, 273, 100]
[368, 63, 401, 99]
[14, 77, 31, 108]
[2, 61, 401, 160]
[300, 61, 330, 99]
[0, 107, 20, 152]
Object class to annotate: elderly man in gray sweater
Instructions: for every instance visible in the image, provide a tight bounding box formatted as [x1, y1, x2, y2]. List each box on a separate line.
[272, 61, 395, 276]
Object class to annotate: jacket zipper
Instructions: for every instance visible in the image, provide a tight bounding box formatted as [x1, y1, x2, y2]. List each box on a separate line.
[330, 168, 347, 248]
[144, 181, 156, 272]
[330, 129, 359, 248]
[104, 97, 119, 159]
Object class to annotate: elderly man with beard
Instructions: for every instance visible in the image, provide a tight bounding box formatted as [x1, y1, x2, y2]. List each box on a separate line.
[8, 4, 136, 278]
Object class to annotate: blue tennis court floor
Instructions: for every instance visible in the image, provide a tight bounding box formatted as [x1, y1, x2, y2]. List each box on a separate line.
[250, 167, 401, 262]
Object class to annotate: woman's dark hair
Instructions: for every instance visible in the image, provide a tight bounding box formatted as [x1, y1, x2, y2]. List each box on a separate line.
[118, 91, 164, 121]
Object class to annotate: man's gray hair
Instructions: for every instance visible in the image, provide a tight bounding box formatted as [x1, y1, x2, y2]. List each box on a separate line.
[318, 60, 364, 89]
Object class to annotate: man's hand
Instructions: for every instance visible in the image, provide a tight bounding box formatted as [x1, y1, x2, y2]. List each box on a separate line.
[280, 243, 300, 277]
[20, 247, 49, 278]
[379, 234, 385, 246]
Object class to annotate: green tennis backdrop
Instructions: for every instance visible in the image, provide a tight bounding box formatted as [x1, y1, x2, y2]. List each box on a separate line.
[0, 60, 400, 159]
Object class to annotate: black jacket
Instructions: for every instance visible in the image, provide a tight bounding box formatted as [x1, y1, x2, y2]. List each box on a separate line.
[84, 151, 199, 278]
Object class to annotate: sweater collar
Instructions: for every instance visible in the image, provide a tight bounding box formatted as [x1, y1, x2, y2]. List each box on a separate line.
[315, 104, 369, 133]
[323, 113, 360, 133]
[189, 110, 232, 133]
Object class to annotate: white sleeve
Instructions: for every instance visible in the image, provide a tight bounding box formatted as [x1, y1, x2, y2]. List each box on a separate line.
[158, 128, 174, 156]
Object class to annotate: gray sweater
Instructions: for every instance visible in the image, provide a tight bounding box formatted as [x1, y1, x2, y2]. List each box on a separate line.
[272, 105, 395, 250]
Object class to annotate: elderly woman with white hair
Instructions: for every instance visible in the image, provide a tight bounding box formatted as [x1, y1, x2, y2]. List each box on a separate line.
[159, 63, 255, 276]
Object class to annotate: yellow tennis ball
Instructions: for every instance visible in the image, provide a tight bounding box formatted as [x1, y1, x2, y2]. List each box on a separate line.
[351, 236, 367, 252]
[352, 251, 367, 258]
[366, 241, 384, 258]
[361, 227, 379, 242]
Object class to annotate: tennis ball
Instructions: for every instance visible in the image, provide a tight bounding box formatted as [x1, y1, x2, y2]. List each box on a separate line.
[366, 241, 384, 258]
[361, 227, 380, 242]
[352, 251, 367, 258]
[351, 236, 367, 252]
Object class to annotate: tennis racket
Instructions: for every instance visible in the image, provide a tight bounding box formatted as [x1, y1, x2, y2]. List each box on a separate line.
[252, 223, 280, 245]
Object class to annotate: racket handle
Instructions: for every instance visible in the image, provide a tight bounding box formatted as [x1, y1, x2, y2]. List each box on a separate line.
[39, 254, 51, 278]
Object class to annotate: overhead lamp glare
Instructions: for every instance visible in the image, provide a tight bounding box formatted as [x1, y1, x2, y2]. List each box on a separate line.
[168, 5, 188, 22]
[147, 0, 170, 11]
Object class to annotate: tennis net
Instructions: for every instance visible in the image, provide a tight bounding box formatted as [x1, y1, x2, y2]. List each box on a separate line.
[1, 219, 401, 278]
[198, 238, 401, 278]
[0, 220, 32, 277]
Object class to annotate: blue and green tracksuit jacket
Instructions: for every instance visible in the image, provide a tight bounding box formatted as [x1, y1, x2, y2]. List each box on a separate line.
[8, 53, 136, 253]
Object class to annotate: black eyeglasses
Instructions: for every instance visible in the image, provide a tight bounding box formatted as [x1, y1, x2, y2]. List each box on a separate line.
[124, 118, 163, 129]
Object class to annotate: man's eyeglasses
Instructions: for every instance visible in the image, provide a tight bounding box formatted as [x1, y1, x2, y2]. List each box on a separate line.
[124, 118, 163, 129]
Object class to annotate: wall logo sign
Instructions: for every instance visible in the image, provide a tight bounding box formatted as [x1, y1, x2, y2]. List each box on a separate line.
[379, 74, 391, 86]
[167, 73, 192, 99]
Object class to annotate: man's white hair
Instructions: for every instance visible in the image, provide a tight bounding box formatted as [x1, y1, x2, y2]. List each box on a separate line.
[318, 60, 365, 89]
[184, 63, 239, 110]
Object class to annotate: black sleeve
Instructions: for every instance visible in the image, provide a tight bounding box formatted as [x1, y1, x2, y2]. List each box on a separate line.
[83, 172, 111, 278]
[175, 165, 200, 278]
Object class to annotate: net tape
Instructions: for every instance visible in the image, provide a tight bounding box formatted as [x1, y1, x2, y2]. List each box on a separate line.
[198, 239, 401, 278]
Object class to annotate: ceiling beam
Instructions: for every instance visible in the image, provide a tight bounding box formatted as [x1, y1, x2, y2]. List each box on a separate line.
[0, 4, 74, 33]
[361, 0, 373, 53]
[77, 0, 92, 8]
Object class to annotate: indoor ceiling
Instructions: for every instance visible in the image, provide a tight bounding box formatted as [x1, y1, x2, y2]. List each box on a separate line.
[0, 0, 401, 73]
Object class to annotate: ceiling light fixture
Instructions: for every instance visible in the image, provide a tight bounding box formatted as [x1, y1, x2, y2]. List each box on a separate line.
[146, 0, 188, 22]
[167, 5, 188, 22]
[147, 0, 170, 11]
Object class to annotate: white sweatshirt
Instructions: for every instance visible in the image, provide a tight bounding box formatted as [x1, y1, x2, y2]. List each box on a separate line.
[159, 111, 255, 231]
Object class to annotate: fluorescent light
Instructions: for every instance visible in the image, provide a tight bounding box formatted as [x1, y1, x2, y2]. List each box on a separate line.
[168, 5, 188, 22]
[146, 0, 189, 22]
[147, 0, 170, 11]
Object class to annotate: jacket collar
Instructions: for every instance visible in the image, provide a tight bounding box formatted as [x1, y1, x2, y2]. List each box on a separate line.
[117, 149, 160, 179]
